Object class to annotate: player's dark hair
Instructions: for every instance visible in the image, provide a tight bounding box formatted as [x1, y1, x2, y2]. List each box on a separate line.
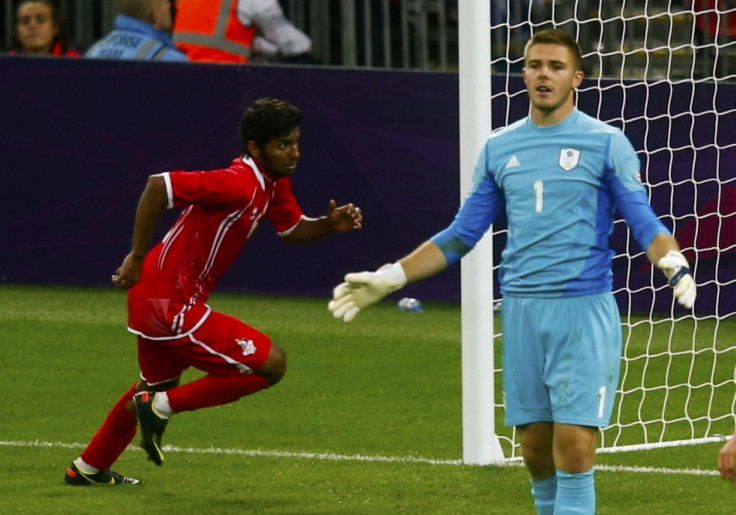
[239, 98, 302, 155]
[524, 28, 582, 70]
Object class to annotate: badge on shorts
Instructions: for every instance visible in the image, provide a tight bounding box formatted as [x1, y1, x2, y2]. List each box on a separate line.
[559, 148, 581, 171]
[235, 338, 257, 357]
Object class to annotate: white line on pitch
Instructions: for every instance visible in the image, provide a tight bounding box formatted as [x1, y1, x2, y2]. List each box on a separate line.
[0, 440, 720, 476]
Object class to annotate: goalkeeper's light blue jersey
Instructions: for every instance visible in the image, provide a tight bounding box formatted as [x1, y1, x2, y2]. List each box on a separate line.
[431, 108, 669, 297]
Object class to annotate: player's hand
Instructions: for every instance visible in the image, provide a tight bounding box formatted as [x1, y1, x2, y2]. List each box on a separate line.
[326, 199, 362, 232]
[718, 435, 736, 483]
[656, 250, 696, 309]
[328, 263, 407, 322]
[112, 253, 143, 289]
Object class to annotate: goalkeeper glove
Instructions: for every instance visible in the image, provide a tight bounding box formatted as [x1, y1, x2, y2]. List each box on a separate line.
[657, 250, 696, 309]
[328, 263, 408, 322]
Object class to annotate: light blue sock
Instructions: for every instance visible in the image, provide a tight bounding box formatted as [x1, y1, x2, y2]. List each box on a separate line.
[530, 474, 557, 515]
[555, 469, 595, 514]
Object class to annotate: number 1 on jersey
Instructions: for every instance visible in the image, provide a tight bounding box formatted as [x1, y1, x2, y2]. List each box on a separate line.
[534, 180, 543, 213]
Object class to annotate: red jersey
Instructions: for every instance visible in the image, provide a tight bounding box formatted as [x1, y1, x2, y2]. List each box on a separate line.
[9, 41, 80, 56]
[127, 155, 303, 339]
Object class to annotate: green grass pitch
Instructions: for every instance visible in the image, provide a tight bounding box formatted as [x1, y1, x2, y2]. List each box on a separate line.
[0, 284, 733, 513]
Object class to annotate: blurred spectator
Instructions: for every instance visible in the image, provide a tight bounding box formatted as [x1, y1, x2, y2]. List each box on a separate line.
[11, 0, 79, 56]
[86, 0, 187, 62]
[691, 0, 736, 77]
[693, 0, 736, 41]
[173, 0, 319, 64]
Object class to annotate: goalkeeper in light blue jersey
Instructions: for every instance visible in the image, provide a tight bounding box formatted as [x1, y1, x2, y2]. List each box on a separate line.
[329, 29, 697, 514]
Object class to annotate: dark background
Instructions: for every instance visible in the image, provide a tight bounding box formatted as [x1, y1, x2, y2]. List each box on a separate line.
[1, 56, 733, 315]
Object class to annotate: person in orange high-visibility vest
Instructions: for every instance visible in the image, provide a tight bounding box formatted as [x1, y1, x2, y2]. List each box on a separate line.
[173, 0, 318, 64]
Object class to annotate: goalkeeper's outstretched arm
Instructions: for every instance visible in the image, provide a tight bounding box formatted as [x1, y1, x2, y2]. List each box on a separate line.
[397, 240, 448, 282]
[328, 241, 448, 322]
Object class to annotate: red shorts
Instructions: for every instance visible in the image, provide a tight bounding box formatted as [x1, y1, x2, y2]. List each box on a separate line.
[137, 311, 272, 385]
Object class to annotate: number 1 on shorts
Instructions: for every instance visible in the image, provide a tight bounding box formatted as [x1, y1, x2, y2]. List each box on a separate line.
[598, 385, 606, 419]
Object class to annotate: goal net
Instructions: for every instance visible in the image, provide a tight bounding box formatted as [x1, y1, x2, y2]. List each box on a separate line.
[488, 0, 736, 457]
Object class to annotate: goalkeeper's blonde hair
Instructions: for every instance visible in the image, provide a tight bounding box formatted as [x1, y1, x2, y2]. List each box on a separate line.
[524, 28, 582, 71]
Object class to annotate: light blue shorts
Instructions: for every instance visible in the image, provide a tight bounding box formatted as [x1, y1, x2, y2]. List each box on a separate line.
[501, 293, 622, 427]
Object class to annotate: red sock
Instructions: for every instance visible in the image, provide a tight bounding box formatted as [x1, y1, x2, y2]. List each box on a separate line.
[167, 374, 270, 413]
[80, 383, 138, 471]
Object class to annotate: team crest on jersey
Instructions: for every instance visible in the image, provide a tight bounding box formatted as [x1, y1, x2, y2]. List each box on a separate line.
[558, 148, 581, 171]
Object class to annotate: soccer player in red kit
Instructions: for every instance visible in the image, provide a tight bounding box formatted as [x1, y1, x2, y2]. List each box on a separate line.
[64, 98, 363, 486]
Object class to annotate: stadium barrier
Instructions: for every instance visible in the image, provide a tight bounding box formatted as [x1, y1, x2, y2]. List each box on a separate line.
[1, 56, 732, 315]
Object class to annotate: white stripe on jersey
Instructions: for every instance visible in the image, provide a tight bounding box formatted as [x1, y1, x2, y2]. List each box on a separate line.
[171, 303, 189, 334]
[158, 206, 192, 271]
[199, 206, 249, 283]
[197, 186, 258, 284]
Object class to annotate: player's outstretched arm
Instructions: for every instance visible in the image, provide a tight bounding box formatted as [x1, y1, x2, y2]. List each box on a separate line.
[283, 199, 362, 244]
[647, 233, 696, 309]
[329, 241, 448, 322]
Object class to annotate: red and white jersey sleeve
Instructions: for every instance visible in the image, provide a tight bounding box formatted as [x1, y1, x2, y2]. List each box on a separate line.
[266, 176, 304, 235]
[166, 166, 256, 209]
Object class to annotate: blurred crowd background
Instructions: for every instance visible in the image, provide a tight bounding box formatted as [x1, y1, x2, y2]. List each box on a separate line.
[1, 0, 734, 79]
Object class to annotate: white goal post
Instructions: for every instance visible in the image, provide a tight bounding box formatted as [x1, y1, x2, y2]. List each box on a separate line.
[460, 0, 736, 463]
[458, 1, 505, 465]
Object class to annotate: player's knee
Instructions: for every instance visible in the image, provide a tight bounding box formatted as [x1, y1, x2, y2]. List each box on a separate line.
[259, 342, 287, 386]
[553, 425, 597, 473]
[518, 423, 555, 477]
[555, 446, 595, 474]
[522, 447, 555, 478]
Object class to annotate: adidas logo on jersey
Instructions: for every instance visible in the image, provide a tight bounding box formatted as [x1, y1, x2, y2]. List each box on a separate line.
[505, 155, 521, 168]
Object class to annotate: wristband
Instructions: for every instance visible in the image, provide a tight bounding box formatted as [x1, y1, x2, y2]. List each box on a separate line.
[668, 266, 692, 288]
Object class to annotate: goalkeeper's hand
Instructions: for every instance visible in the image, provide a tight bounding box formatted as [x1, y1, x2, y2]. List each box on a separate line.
[328, 263, 407, 322]
[657, 250, 696, 309]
